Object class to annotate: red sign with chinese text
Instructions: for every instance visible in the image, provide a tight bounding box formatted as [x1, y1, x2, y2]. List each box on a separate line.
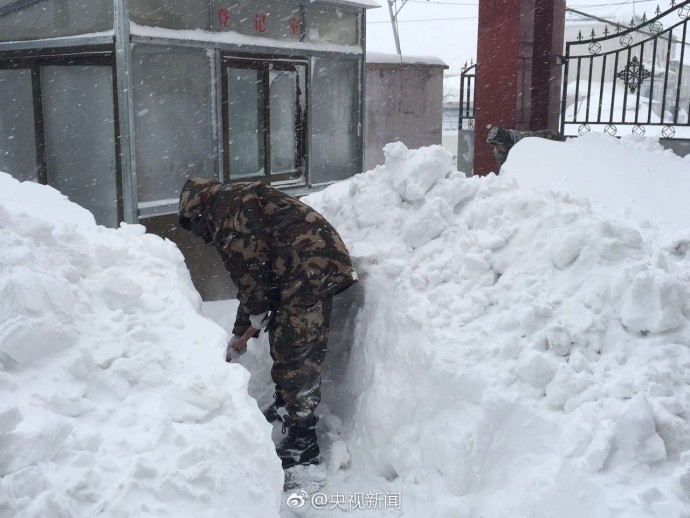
[289, 16, 301, 36]
[255, 13, 267, 33]
[217, 8, 230, 28]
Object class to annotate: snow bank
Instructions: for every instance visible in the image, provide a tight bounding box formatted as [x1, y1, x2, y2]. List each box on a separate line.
[504, 133, 690, 240]
[304, 140, 690, 517]
[0, 173, 282, 517]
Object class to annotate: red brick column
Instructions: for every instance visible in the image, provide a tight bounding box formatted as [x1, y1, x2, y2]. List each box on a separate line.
[473, 0, 565, 176]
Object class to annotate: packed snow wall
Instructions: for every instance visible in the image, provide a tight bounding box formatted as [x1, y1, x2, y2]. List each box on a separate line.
[305, 138, 690, 518]
[0, 173, 283, 517]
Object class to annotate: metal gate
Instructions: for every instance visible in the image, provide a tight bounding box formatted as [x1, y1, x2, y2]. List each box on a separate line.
[456, 62, 476, 174]
[560, 0, 690, 138]
[459, 62, 476, 130]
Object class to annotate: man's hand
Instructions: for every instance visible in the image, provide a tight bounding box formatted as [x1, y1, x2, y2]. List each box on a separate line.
[225, 326, 259, 362]
[226, 334, 246, 362]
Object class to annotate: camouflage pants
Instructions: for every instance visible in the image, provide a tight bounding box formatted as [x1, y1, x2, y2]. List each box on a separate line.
[268, 296, 333, 419]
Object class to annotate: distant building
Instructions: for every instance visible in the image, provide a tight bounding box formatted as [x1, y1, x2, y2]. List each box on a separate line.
[364, 52, 448, 171]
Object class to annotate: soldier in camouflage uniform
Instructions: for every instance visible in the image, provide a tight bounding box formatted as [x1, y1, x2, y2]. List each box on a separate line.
[178, 176, 356, 469]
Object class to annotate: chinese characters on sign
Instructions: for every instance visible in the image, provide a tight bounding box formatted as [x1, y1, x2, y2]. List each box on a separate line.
[217, 8, 230, 28]
[289, 16, 301, 35]
[216, 9, 303, 36]
[255, 13, 267, 33]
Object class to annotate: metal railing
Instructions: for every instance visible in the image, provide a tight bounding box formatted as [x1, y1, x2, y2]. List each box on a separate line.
[560, 0, 690, 138]
[459, 62, 476, 130]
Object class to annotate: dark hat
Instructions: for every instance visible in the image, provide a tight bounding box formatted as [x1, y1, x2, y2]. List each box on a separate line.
[486, 126, 509, 146]
[178, 176, 222, 220]
[486, 126, 523, 150]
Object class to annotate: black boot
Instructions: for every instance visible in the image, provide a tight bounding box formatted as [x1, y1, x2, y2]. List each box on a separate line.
[276, 414, 320, 469]
[263, 386, 286, 423]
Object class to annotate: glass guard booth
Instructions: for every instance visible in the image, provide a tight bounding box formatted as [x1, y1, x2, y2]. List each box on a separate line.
[0, 0, 371, 227]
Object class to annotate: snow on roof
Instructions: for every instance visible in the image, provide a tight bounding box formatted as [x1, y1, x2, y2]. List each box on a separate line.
[564, 15, 629, 27]
[366, 51, 448, 67]
[130, 23, 362, 55]
[0, 30, 114, 51]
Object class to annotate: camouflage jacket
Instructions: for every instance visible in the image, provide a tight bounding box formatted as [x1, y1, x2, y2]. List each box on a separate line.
[179, 178, 356, 335]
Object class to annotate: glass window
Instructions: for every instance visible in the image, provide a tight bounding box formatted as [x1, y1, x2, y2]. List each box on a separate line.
[0, 68, 37, 182]
[132, 46, 215, 204]
[130, 0, 210, 31]
[223, 59, 305, 182]
[310, 58, 360, 184]
[0, 0, 113, 42]
[41, 65, 118, 227]
[227, 67, 265, 178]
[307, 6, 359, 46]
[269, 69, 298, 174]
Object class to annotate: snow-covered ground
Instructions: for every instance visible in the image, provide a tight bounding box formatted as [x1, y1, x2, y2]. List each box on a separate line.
[1, 133, 690, 517]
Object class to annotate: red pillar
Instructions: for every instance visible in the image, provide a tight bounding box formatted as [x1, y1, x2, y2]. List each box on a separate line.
[473, 0, 565, 176]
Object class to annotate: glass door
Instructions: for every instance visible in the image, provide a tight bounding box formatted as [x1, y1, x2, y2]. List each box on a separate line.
[222, 57, 305, 183]
[269, 67, 299, 175]
[226, 66, 265, 178]
[0, 67, 38, 182]
[41, 65, 119, 227]
[0, 56, 120, 227]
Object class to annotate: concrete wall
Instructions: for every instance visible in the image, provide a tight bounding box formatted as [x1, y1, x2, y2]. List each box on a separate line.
[364, 61, 447, 171]
[141, 214, 236, 302]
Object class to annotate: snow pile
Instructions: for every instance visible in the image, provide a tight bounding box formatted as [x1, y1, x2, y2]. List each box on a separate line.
[504, 133, 690, 240]
[2, 133, 689, 517]
[0, 173, 282, 517]
[305, 140, 690, 517]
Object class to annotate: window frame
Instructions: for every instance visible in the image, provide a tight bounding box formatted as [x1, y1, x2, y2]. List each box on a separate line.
[220, 53, 307, 185]
[0, 45, 123, 222]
